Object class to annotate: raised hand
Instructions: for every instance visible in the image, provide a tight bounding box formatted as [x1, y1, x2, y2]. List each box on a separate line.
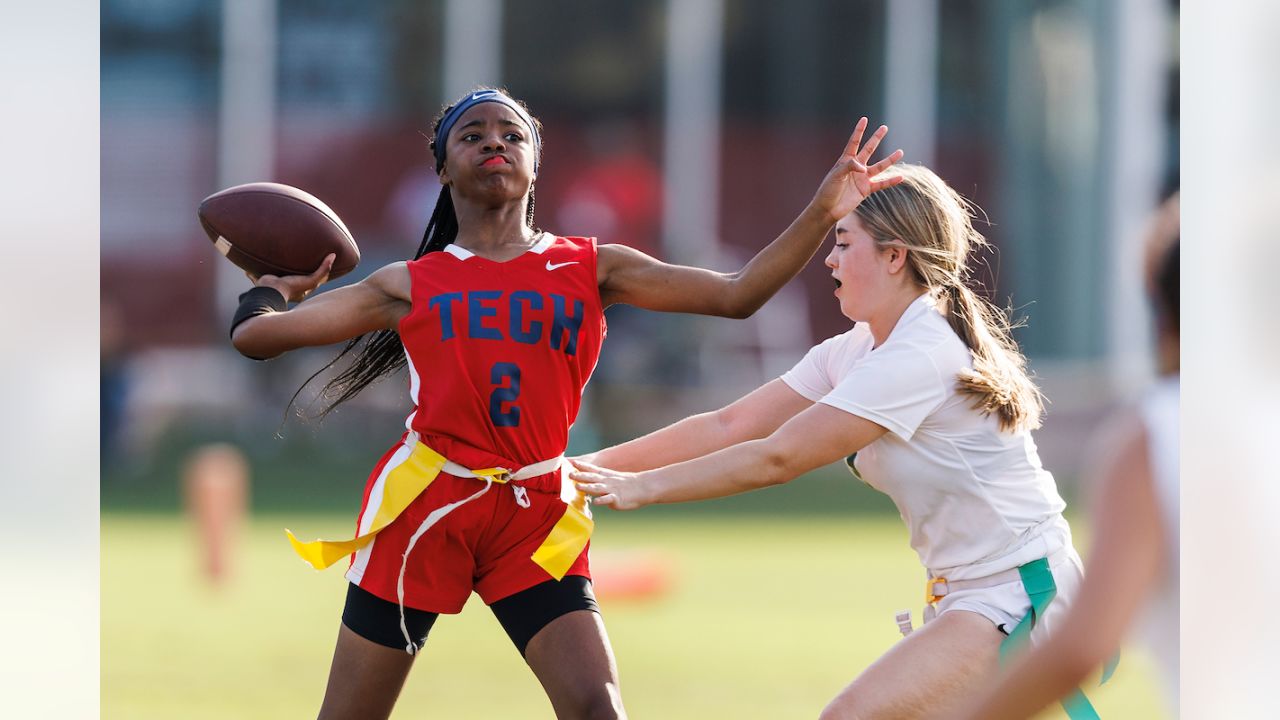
[248, 253, 336, 303]
[810, 117, 905, 223]
[570, 459, 651, 511]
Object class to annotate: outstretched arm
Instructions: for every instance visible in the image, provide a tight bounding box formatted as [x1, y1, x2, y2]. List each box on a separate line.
[952, 412, 1166, 720]
[579, 379, 813, 472]
[597, 118, 904, 318]
[572, 402, 887, 509]
[231, 258, 412, 360]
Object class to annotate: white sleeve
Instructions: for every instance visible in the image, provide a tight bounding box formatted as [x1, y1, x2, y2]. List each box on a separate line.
[820, 343, 948, 441]
[780, 334, 843, 401]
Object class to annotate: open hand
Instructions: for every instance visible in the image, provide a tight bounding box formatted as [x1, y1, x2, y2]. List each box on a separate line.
[810, 117, 905, 223]
[570, 459, 651, 511]
[247, 253, 335, 303]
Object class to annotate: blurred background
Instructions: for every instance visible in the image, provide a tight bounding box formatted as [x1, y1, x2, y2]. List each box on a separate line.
[98, 0, 1181, 718]
[101, 0, 1180, 499]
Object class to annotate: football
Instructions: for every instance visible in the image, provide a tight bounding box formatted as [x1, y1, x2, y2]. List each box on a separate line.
[197, 182, 360, 280]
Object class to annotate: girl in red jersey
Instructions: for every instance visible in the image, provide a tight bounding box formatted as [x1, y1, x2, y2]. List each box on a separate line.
[230, 87, 903, 720]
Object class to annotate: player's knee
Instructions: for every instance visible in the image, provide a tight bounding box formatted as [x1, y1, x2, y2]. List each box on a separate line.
[560, 683, 625, 720]
[539, 654, 626, 719]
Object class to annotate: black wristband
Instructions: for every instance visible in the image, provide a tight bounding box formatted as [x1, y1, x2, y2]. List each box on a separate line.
[230, 285, 287, 340]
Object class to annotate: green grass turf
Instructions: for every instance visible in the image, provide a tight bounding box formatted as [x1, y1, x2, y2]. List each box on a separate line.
[102, 512, 1169, 719]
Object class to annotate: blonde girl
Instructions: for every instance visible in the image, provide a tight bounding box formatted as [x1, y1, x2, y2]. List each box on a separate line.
[572, 164, 1087, 719]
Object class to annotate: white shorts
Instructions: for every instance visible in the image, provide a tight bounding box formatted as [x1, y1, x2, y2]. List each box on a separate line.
[929, 547, 1085, 642]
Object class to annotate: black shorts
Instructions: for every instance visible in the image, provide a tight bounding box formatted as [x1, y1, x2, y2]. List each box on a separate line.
[342, 576, 600, 656]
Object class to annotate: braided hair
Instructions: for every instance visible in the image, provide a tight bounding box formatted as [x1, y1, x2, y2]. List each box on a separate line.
[288, 88, 541, 420]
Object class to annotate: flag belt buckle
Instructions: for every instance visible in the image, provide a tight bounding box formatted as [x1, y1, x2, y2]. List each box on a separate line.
[473, 467, 513, 484]
[926, 577, 950, 604]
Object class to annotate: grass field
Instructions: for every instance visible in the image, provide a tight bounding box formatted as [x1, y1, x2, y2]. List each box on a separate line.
[102, 511, 1168, 718]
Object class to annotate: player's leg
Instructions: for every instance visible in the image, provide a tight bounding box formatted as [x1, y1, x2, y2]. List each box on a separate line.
[525, 610, 625, 720]
[316, 583, 439, 720]
[492, 577, 626, 719]
[818, 609, 1003, 720]
[316, 624, 415, 720]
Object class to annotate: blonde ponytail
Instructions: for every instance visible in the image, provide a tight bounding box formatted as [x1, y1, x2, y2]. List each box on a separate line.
[855, 164, 1044, 432]
[942, 282, 1043, 431]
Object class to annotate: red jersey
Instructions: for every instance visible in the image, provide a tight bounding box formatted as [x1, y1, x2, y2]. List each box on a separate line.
[397, 234, 606, 481]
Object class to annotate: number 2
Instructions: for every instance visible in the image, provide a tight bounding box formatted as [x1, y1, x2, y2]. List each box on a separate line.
[489, 362, 521, 427]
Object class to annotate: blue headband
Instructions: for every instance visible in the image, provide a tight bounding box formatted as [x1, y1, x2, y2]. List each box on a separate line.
[433, 89, 541, 172]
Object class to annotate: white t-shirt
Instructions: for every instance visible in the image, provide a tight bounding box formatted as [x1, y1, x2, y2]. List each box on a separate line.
[781, 294, 1070, 580]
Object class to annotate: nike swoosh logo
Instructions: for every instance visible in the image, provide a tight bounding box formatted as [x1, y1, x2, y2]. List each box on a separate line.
[546, 260, 579, 271]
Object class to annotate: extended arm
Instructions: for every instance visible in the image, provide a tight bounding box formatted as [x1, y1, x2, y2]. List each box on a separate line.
[573, 402, 887, 509]
[952, 413, 1165, 720]
[231, 260, 411, 360]
[597, 119, 903, 318]
[581, 379, 814, 472]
